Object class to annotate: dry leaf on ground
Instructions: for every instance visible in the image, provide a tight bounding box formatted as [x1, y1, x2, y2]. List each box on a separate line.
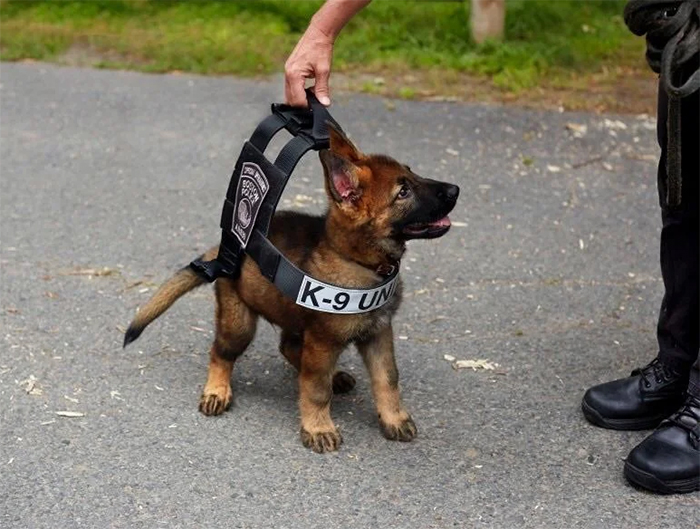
[443, 356, 501, 372]
[454, 358, 500, 371]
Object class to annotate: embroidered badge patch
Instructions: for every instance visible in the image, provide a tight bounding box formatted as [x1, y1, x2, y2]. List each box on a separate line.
[231, 162, 269, 248]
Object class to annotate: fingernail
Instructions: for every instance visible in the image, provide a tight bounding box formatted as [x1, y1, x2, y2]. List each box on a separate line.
[319, 96, 331, 106]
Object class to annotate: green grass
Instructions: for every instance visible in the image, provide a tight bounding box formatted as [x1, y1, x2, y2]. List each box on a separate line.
[0, 0, 643, 91]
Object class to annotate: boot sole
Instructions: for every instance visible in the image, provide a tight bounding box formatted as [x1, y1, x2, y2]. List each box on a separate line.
[624, 461, 700, 494]
[581, 400, 666, 431]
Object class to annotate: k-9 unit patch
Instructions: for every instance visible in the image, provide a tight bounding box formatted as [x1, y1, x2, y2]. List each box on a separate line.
[231, 162, 269, 248]
[296, 274, 399, 314]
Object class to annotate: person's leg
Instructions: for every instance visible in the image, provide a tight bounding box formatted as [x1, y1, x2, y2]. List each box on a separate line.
[623, 81, 699, 494]
[655, 86, 699, 373]
[581, 84, 698, 430]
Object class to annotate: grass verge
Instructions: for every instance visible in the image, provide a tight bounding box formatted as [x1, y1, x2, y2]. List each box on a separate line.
[0, 0, 656, 113]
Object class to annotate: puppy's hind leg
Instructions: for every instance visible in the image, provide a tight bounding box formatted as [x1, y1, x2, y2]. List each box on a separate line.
[199, 279, 258, 416]
[280, 331, 355, 395]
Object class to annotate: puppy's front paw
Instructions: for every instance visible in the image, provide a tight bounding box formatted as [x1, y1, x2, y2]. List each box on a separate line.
[332, 370, 356, 394]
[198, 386, 232, 416]
[300, 427, 343, 453]
[380, 414, 417, 442]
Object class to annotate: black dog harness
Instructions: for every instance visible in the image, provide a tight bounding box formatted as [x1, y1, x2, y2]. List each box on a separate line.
[189, 91, 399, 314]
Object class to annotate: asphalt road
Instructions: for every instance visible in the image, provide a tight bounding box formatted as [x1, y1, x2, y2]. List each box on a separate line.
[1, 63, 697, 528]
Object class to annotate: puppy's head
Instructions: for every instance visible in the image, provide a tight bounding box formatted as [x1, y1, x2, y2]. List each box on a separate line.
[319, 123, 459, 251]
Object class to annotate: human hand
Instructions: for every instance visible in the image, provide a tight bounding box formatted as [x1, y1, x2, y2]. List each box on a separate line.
[284, 23, 334, 107]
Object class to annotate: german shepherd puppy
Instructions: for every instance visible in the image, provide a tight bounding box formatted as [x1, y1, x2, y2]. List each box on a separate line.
[124, 124, 459, 453]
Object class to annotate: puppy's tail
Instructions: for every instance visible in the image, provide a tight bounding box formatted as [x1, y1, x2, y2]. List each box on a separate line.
[123, 247, 218, 347]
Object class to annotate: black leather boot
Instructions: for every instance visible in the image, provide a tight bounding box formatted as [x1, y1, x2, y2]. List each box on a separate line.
[581, 358, 688, 430]
[624, 395, 700, 494]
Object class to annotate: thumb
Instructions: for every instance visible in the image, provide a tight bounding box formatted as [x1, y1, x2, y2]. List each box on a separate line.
[313, 67, 332, 106]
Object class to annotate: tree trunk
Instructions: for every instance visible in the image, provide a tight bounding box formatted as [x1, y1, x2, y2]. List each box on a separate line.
[470, 0, 505, 44]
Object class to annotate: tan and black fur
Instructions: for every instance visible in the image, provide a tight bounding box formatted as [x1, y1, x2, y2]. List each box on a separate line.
[124, 124, 459, 453]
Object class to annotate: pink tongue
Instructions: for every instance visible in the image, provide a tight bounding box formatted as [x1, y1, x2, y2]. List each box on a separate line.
[429, 216, 451, 228]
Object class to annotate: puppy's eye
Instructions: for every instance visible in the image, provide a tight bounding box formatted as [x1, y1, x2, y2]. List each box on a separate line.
[397, 184, 411, 200]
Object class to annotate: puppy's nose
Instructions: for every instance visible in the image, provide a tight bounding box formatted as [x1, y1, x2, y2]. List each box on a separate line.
[439, 184, 460, 202]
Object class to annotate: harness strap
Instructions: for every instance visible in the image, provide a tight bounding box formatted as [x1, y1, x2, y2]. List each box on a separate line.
[249, 113, 287, 152]
[274, 135, 316, 177]
[247, 228, 398, 313]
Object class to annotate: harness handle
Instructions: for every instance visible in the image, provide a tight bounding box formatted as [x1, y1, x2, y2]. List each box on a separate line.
[271, 89, 342, 150]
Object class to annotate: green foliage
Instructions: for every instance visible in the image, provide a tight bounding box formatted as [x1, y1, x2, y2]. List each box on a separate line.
[0, 0, 638, 90]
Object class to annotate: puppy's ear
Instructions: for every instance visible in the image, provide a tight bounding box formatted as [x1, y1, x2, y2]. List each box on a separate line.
[327, 122, 362, 162]
[320, 149, 362, 204]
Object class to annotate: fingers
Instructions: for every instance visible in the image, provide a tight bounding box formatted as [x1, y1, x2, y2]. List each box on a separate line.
[312, 66, 331, 107]
[285, 75, 332, 108]
[285, 62, 332, 108]
[285, 69, 309, 108]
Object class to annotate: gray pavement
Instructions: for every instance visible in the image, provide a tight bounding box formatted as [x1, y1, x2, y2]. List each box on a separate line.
[1, 63, 697, 528]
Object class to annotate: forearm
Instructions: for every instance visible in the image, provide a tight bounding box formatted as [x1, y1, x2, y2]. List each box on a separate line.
[310, 0, 372, 41]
